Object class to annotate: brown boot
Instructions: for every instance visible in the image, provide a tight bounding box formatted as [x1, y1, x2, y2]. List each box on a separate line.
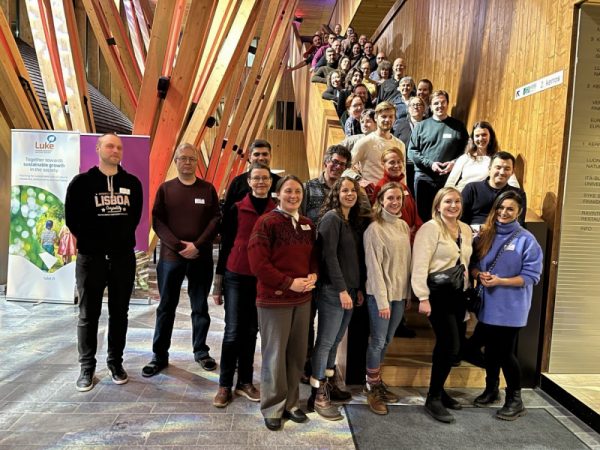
[308, 377, 343, 421]
[213, 387, 232, 408]
[366, 382, 388, 415]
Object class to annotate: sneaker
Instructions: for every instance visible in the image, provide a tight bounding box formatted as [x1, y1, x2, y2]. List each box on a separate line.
[76, 367, 95, 392]
[107, 363, 129, 385]
[235, 383, 260, 402]
[213, 387, 233, 408]
[197, 356, 217, 371]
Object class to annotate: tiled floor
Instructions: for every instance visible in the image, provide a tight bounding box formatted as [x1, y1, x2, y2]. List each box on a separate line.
[0, 289, 599, 449]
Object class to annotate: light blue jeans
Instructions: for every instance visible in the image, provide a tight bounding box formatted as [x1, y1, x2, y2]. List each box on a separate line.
[366, 296, 405, 369]
[311, 284, 357, 380]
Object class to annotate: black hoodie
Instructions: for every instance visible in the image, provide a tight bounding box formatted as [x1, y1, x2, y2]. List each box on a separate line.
[65, 165, 143, 255]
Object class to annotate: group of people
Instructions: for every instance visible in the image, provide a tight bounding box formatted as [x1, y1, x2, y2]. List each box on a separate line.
[63, 23, 543, 433]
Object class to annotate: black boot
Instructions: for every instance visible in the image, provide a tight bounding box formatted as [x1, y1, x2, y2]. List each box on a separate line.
[496, 388, 526, 420]
[424, 393, 455, 423]
[325, 368, 351, 402]
[473, 379, 500, 407]
[307, 386, 317, 412]
[441, 389, 462, 410]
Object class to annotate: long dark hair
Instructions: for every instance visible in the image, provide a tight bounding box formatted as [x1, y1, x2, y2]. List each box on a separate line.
[319, 176, 361, 224]
[465, 121, 499, 159]
[476, 190, 524, 259]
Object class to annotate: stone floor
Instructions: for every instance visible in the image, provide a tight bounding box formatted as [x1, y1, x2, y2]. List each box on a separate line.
[0, 290, 599, 449]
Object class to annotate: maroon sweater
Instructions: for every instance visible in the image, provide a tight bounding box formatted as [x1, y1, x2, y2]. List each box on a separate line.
[248, 210, 318, 308]
[152, 177, 220, 261]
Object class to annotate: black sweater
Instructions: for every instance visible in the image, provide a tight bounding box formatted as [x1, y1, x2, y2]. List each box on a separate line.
[65, 166, 143, 255]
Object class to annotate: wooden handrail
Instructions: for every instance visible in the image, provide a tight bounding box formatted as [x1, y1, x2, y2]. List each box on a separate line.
[288, 26, 345, 179]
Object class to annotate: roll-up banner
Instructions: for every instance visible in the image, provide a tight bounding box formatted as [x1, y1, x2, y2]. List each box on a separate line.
[7, 130, 80, 303]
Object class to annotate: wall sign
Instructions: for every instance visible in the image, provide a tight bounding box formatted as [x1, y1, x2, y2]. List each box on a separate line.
[514, 70, 564, 100]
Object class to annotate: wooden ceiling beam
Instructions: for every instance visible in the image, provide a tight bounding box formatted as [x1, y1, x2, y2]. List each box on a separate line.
[132, 0, 181, 136]
[0, 8, 49, 129]
[50, 0, 95, 132]
[148, 0, 219, 208]
[123, 0, 146, 72]
[80, 0, 137, 118]
[209, 0, 291, 189]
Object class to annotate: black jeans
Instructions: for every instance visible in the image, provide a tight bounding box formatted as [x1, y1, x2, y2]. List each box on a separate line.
[218, 270, 259, 388]
[153, 255, 213, 362]
[414, 172, 444, 222]
[76, 252, 136, 369]
[480, 323, 521, 390]
[428, 290, 466, 396]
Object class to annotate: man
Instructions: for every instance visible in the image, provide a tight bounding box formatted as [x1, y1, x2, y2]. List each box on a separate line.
[379, 57, 407, 101]
[408, 90, 468, 221]
[461, 151, 527, 227]
[302, 144, 352, 223]
[333, 23, 343, 39]
[352, 101, 405, 186]
[417, 79, 433, 118]
[222, 139, 281, 214]
[359, 59, 378, 98]
[315, 39, 342, 70]
[142, 143, 221, 377]
[362, 41, 377, 72]
[311, 47, 338, 84]
[65, 133, 143, 392]
[369, 53, 388, 81]
[311, 33, 336, 70]
[342, 31, 358, 55]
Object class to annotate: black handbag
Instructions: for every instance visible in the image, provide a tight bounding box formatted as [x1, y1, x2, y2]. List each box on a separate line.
[427, 262, 465, 294]
[467, 229, 522, 315]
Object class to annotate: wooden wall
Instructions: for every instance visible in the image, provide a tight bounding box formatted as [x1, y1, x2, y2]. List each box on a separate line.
[373, 0, 575, 223]
[329, 0, 361, 34]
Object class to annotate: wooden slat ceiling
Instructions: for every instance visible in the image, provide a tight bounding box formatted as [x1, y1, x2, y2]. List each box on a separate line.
[350, 0, 397, 40]
[293, 0, 336, 35]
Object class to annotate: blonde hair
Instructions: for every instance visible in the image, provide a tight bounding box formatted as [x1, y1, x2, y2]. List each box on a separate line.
[431, 187, 462, 239]
[372, 182, 404, 223]
[380, 147, 405, 164]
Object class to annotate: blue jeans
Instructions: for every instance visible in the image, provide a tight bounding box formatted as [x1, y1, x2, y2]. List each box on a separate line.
[152, 256, 213, 362]
[311, 285, 357, 380]
[366, 296, 405, 369]
[218, 270, 259, 387]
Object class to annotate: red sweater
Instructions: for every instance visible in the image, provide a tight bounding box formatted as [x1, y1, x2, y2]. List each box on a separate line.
[248, 210, 318, 308]
[369, 172, 423, 242]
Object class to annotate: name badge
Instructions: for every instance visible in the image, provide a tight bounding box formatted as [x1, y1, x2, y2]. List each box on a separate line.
[442, 133, 452, 139]
[195, 198, 205, 204]
[119, 187, 130, 194]
[505, 244, 516, 251]
[300, 224, 311, 231]
[271, 192, 277, 198]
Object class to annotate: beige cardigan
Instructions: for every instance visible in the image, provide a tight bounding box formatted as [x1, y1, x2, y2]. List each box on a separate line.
[411, 220, 473, 301]
[364, 209, 412, 311]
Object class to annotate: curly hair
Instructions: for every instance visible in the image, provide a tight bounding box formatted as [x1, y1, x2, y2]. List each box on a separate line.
[319, 176, 362, 224]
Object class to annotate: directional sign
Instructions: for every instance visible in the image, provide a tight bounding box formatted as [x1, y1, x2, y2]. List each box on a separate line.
[514, 70, 564, 100]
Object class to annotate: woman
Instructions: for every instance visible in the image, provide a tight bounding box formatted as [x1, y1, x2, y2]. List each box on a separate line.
[373, 60, 392, 85]
[470, 191, 542, 420]
[445, 121, 520, 191]
[390, 76, 415, 121]
[363, 182, 412, 415]
[308, 176, 365, 421]
[338, 55, 351, 78]
[322, 70, 344, 105]
[344, 94, 364, 136]
[248, 175, 318, 431]
[212, 163, 277, 408]
[349, 42, 362, 68]
[369, 147, 422, 242]
[411, 187, 473, 424]
[344, 67, 364, 90]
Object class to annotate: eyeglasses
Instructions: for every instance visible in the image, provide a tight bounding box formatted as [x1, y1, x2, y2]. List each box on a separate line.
[176, 156, 198, 163]
[250, 176, 271, 182]
[329, 159, 347, 167]
[409, 103, 424, 109]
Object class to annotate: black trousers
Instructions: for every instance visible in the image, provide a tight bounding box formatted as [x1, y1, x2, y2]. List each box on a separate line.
[76, 252, 136, 369]
[414, 172, 445, 222]
[480, 323, 521, 390]
[428, 291, 466, 396]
